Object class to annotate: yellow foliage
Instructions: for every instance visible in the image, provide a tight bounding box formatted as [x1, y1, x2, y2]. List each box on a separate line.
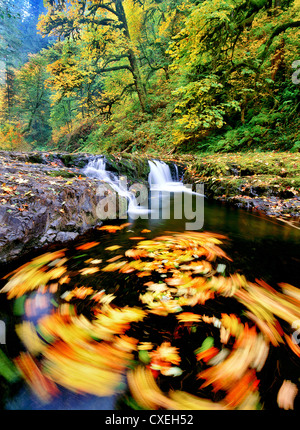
[0, 124, 32, 151]
[124, 0, 145, 43]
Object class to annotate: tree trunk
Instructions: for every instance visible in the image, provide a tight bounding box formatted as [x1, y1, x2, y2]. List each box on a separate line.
[5, 67, 14, 123]
[128, 50, 150, 113]
[271, 39, 285, 82]
[115, 0, 150, 113]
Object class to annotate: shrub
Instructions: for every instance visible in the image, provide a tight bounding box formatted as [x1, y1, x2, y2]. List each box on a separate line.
[0, 124, 32, 151]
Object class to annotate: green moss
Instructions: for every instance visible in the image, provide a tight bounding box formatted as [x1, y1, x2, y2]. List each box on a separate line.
[47, 169, 76, 178]
[180, 152, 300, 200]
[58, 154, 74, 167]
[27, 153, 44, 164]
[188, 152, 300, 179]
[105, 154, 150, 182]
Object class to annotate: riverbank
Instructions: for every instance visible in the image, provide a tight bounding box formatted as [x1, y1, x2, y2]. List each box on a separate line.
[160, 152, 300, 228]
[0, 150, 299, 264]
[0, 151, 151, 263]
[0, 151, 99, 263]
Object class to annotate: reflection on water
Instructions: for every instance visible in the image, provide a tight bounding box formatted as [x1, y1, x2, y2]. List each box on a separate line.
[0, 189, 299, 411]
[204, 200, 299, 242]
[130, 194, 299, 287]
[133, 192, 300, 242]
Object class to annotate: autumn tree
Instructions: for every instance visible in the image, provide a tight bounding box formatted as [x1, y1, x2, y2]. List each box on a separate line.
[2, 0, 299, 152]
[167, 0, 300, 149]
[0, 1, 22, 123]
[0, 0, 51, 147]
[38, 0, 152, 113]
[14, 52, 51, 143]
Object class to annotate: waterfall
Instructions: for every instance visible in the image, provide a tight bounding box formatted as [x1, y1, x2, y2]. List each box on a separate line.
[148, 159, 186, 192]
[174, 163, 179, 182]
[148, 159, 204, 196]
[83, 157, 203, 221]
[82, 157, 116, 183]
[148, 160, 173, 187]
[83, 156, 147, 216]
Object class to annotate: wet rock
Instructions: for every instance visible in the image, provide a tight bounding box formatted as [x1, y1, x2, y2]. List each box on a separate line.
[240, 168, 254, 176]
[279, 190, 295, 199]
[0, 150, 153, 264]
[56, 231, 79, 243]
[0, 151, 103, 263]
[105, 154, 150, 183]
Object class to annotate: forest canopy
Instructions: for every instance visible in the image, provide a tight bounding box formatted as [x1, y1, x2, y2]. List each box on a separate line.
[0, 0, 299, 154]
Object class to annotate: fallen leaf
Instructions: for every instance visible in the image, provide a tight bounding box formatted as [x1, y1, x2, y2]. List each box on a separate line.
[105, 245, 122, 251]
[76, 242, 100, 251]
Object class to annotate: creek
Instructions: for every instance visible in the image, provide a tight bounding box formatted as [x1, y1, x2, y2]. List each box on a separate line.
[0, 158, 299, 410]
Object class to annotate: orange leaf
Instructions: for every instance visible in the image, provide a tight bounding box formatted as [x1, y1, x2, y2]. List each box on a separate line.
[224, 370, 258, 408]
[137, 271, 152, 277]
[106, 255, 123, 263]
[176, 312, 202, 323]
[105, 245, 122, 251]
[76, 242, 100, 250]
[196, 347, 219, 363]
[284, 334, 300, 357]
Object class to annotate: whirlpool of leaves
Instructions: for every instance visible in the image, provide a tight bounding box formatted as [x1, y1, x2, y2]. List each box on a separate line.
[1, 225, 299, 410]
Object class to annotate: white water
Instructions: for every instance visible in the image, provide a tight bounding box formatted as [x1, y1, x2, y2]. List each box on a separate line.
[148, 159, 192, 193]
[148, 160, 173, 187]
[147, 160, 204, 231]
[83, 157, 203, 219]
[148, 159, 185, 192]
[174, 163, 179, 182]
[83, 157, 116, 183]
[83, 157, 148, 216]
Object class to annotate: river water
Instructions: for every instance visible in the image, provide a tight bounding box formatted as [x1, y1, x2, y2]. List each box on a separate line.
[0, 159, 299, 410]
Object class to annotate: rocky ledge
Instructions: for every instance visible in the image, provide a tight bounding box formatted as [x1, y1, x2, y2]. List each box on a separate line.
[0, 151, 149, 264]
[181, 152, 300, 228]
[1, 150, 299, 265]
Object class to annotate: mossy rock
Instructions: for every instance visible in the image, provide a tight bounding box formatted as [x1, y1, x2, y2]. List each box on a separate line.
[47, 170, 77, 178]
[58, 154, 74, 167]
[58, 154, 90, 169]
[105, 154, 150, 181]
[27, 153, 45, 164]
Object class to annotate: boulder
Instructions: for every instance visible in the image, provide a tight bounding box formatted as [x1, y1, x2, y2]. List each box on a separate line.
[0, 151, 102, 263]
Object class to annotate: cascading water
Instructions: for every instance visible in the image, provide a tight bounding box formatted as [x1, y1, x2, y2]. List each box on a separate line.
[148, 159, 200, 194]
[83, 157, 203, 221]
[148, 160, 173, 188]
[83, 156, 148, 216]
[83, 156, 115, 183]
[148, 159, 186, 192]
[174, 164, 179, 182]
[147, 159, 204, 230]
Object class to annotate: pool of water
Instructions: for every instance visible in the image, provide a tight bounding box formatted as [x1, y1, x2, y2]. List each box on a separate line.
[127, 194, 300, 287]
[0, 192, 299, 411]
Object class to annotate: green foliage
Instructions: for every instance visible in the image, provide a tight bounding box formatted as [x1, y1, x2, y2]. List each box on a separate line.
[290, 141, 300, 152]
[164, 0, 300, 151]
[2, 0, 300, 153]
[13, 52, 52, 145]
